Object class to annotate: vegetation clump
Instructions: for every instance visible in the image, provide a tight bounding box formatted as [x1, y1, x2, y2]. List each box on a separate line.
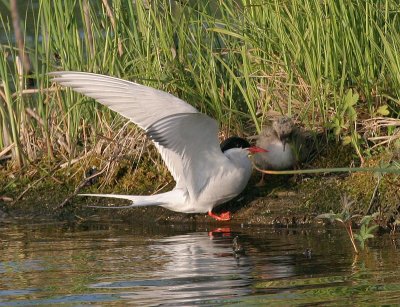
[317, 195, 379, 254]
[0, 1, 399, 223]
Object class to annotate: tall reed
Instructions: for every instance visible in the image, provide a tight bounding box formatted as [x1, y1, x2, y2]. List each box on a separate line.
[0, 0, 399, 169]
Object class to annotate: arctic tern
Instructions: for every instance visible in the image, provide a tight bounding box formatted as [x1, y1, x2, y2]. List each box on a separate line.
[50, 72, 266, 221]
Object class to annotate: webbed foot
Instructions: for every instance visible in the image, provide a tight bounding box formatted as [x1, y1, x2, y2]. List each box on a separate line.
[208, 210, 231, 221]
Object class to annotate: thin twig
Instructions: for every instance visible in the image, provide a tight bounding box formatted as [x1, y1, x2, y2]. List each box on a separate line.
[0, 143, 15, 159]
[366, 175, 382, 215]
[59, 149, 95, 169]
[345, 222, 359, 254]
[0, 196, 13, 202]
[11, 87, 57, 98]
[56, 164, 109, 209]
[152, 180, 173, 195]
[252, 162, 400, 175]
[11, 162, 63, 204]
[25, 107, 45, 125]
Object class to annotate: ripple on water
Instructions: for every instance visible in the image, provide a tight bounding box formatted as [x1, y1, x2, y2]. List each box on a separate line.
[1, 222, 400, 305]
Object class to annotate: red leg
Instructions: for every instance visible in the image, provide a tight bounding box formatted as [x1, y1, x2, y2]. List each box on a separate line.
[208, 210, 231, 221]
[256, 173, 266, 187]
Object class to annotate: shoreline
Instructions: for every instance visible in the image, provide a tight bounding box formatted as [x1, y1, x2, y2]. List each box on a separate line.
[1, 157, 398, 230]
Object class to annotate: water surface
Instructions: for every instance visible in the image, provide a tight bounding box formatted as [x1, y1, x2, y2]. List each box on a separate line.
[1, 220, 400, 305]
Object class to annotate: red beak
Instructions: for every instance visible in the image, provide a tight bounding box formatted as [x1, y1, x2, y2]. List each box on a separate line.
[247, 146, 268, 154]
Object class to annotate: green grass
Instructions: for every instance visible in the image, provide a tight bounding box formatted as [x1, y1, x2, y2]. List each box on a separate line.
[0, 0, 399, 169]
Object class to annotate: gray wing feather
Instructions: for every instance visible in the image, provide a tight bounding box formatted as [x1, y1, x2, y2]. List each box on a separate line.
[49, 71, 224, 195]
[147, 113, 225, 199]
[49, 71, 198, 129]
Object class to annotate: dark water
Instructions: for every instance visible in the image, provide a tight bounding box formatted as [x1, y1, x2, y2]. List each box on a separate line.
[1, 220, 400, 306]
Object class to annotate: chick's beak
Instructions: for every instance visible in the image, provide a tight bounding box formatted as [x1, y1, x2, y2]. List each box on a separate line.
[282, 139, 287, 151]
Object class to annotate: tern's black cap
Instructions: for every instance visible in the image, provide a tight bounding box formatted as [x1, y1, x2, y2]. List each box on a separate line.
[220, 136, 250, 152]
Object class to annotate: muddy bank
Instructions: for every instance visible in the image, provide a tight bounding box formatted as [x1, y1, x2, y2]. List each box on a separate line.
[0, 176, 305, 226]
[0, 144, 399, 228]
[1, 168, 398, 229]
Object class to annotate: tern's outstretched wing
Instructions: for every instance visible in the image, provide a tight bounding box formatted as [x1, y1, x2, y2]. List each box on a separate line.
[49, 71, 199, 186]
[49, 72, 225, 194]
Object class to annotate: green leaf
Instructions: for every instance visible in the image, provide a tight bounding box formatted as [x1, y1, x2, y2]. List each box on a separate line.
[347, 107, 357, 121]
[344, 89, 359, 107]
[335, 218, 344, 223]
[367, 225, 379, 233]
[316, 212, 337, 220]
[376, 105, 390, 116]
[360, 215, 373, 225]
[342, 136, 352, 145]
[207, 27, 247, 41]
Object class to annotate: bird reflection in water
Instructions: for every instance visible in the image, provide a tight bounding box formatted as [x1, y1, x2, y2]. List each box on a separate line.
[90, 229, 297, 305]
[103, 229, 254, 304]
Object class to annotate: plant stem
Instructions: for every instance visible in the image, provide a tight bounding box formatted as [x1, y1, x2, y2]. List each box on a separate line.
[253, 164, 400, 175]
[344, 222, 359, 254]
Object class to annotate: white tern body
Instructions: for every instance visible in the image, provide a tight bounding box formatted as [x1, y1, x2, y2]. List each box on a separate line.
[50, 72, 259, 215]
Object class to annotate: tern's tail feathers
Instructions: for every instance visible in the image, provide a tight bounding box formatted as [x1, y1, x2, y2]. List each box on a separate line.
[78, 193, 166, 208]
[78, 190, 186, 209]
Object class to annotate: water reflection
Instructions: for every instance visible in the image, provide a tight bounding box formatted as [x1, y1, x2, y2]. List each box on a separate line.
[91, 229, 254, 304]
[1, 221, 400, 305]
